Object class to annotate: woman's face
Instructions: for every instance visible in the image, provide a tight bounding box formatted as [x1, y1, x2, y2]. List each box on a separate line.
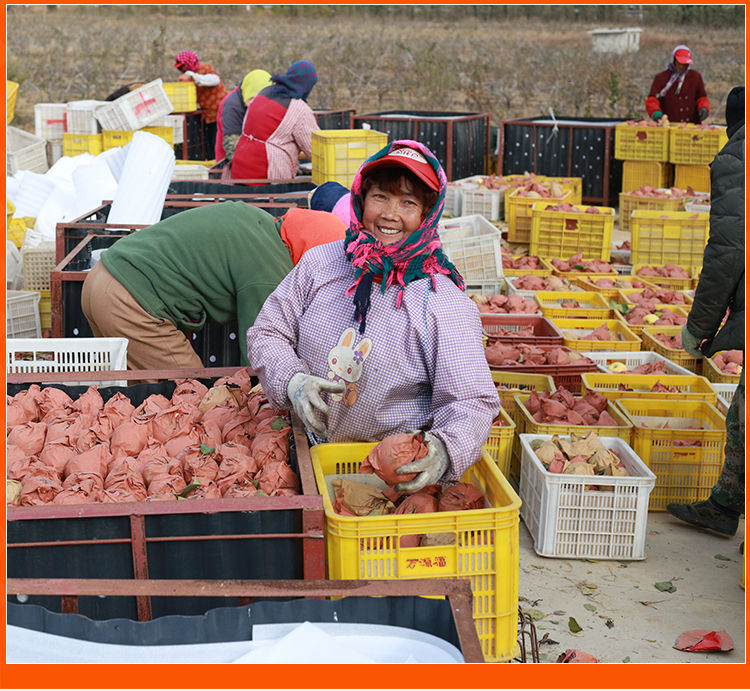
[673, 60, 688, 73]
[362, 181, 426, 245]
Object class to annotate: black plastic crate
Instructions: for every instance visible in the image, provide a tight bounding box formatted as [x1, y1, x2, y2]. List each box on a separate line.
[314, 108, 356, 130]
[6, 379, 321, 621]
[500, 116, 624, 206]
[352, 110, 490, 181]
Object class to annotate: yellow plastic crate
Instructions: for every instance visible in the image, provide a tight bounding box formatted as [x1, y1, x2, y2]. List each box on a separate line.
[485, 405, 516, 478]
[7, 217, 26, 248]
[7, 80, 19, 124]
[529, 202, 614, 261]
[505, 187, 571, 244]
[702, 352, 742, 385]
[668, 124, 728, 165]
[311, 129, 388, 187]
[614, 122, 670, 161]
[616, 399, 726, 511]
[613, 305, 689, 337]
[501, 256, 555, 277]
[311, 442, 521, 663]
[615, 287, 693, 309]
[542, 176, 583, 204]
[581, 372, 717, 404]
[62, 133, 103, 157]
[631, 263, 694, 290]
[142, 125, 173, 147]
[639, 325, 702, 374]
[163, 81, 197, 112]
[514, 392, 633, 443]
[618, 191, 685, 233]
[102, 130, 134, 149]
[552, 317, 641, 352]
[571, 275, 659, 301]
[673, 164, 711, 193]
[630, 210, 708, 267]
[492, 371, 557, 414]
[533, 290, 611, 320]
[621, 160, 672, 193]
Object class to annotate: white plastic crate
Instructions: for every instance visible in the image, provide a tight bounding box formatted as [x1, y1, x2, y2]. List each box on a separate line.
[465, 278, 505, 297]
[94, 79, 172, 131]
[65, 100, 106, 135]
[519, 433, 656, 560]
[586, 350, 694, 376]
[21, 242, 56, 290]
[438, 214, 504, 282]
[34, 103, 67, 139]
[7, 337, 129, 387]
[710, 382, 739, 416]
[172, 163, 209, 181]
[151, 114, 185, 145]
[444, 176, 481, 216]
[7, 126, 49, 175]
[461, 187, 504, 221]
[6, 291, 42, 339]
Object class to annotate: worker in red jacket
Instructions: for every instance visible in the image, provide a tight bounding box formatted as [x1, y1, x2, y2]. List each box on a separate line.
[645, 45, 710, 124]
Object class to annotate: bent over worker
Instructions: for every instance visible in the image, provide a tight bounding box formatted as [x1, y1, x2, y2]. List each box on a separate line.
[81, 202, 346, 370]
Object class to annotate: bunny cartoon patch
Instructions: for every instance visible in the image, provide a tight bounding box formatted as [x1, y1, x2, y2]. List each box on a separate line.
[327, 328, 372, 406]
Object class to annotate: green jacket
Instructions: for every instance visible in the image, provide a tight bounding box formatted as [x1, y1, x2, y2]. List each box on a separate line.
[687, 124, 745, 355]
[101, 202, 293, 365]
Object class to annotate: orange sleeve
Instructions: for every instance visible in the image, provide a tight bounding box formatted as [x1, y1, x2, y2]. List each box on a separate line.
[279, 207, 346, 265]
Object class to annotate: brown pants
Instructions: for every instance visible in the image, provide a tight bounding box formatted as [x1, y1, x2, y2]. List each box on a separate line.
[81, 261, 204, 371]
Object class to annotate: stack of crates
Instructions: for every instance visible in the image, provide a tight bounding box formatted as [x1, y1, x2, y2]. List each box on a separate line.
[311, 129, 388, 187]
[21, 242, 55, 331]
[669, 124, 727, 193]
[615, 122, 672, 199]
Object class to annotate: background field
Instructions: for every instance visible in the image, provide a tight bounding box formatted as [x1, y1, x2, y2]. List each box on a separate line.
[7, 4, 746, 131]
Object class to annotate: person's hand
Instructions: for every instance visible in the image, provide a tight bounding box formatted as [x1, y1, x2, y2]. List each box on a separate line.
[286, 372, 345, 437]
[698, 107, 709, 121]
[394, 432, 450, 493]
[652, 110, 663, 122]
[178, 72, 193, 82]
[681, 325, 703, 357]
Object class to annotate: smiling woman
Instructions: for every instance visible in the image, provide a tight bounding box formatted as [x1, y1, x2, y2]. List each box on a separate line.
[247, 139, 500, 494]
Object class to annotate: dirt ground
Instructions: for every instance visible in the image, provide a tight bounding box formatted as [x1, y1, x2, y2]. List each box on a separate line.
[519, 512, 745, 664]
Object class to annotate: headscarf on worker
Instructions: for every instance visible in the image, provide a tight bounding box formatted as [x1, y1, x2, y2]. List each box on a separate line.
[343, 140, 464, 333]
[266, 60, 318, 101]
[241, 69, 272, 103]
[174, 49, 200, 72]
[655, 45, 693, 99]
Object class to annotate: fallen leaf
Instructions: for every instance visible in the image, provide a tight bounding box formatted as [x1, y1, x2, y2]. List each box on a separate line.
[524, 608, 546, 621]
[654, 580, 676, 593]
[538, 633, 558, 646]
[622, 655, 631, 663]
[568, 616, 582, 633]
[529, 564, 545, 569]
[584, 603, 597, 612]
[553, 610, 566, 616]
[714, 554, 731, 561]
[716, 564, 728, 569]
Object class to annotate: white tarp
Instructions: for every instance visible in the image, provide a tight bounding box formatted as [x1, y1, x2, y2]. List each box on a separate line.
[6, 620, 463, 664]
[106, 130, 175, 226]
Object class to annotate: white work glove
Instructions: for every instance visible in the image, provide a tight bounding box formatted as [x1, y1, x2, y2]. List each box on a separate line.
[394, 432, 450, 493]
[287, 372, 345, 438]
[681, 324, 704, 358]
